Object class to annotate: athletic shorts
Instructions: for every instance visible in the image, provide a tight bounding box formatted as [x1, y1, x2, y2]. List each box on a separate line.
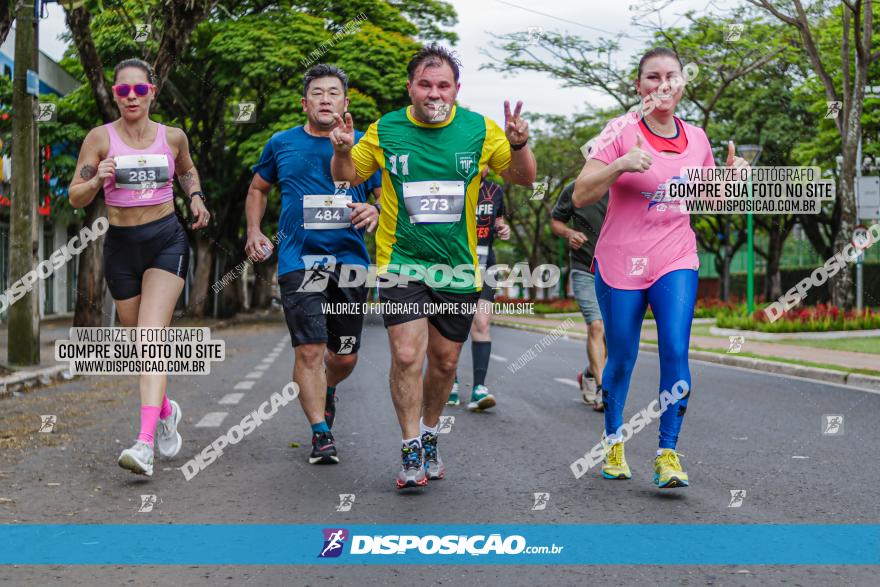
[571, 268, 602, 324]
[278, 269, 366, 355]
[478, 252, 497, 302]
[378, 278, 480, 343]
[103, 213, 189, 300]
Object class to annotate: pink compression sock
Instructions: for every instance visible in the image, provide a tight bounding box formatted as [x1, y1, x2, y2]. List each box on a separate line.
[137, 406, 162, 446]
[159, 394, 172, 420]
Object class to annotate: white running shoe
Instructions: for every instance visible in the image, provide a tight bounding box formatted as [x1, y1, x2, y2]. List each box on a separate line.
[578, 370, 600, 406]
[157, 400, 182, 458]
[118, 440, 154, 476]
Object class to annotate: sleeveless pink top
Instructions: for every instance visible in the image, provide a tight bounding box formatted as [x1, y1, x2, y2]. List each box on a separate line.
[103, 122, 175, 207]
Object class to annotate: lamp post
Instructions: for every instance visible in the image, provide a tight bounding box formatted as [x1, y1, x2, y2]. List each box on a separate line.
[737, 144, 763, 315]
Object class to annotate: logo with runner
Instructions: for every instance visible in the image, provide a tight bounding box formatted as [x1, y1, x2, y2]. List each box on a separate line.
[319, 528, 348, 558]
[336, 494, 355, 512]
[138, 494, 158, 513]
[531, 492, 550, 510]
[822, 414, 844, 435]
[438, 415, 455, 434]
[337, 336, 356, 355]
[727, 335, 744, 354]
[455, 152, 478, 180]
[298, 255, 336, 293]
[727, 489, 746, 508]
[628, 257, 648, 276]
[38, 415, 56, 433]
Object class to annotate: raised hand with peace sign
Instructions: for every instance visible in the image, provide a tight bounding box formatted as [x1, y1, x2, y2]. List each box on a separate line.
[329, 112, 355, 153]
[504, 100, 529, 146]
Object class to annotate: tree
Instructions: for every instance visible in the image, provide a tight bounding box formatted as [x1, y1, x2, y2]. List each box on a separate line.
[746, 0, 880, 307]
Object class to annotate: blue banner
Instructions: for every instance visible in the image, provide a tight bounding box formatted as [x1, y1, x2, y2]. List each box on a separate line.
[2, 524, 879, 565]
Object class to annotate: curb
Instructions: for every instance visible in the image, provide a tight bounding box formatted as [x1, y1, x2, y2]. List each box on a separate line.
[710, 326, 880, 341]
[0, 365, 73, 399]
[493, 320, 880, 393]
[0, 308, 285, 400]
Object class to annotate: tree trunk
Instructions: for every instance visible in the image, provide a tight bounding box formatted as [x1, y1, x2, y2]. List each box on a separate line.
[0, 1, 16, 46]
[829, 130, 859, 308]
[73, 198, 108, 326]
[251, 259, 276, 309]
[187, 230, 214, 317]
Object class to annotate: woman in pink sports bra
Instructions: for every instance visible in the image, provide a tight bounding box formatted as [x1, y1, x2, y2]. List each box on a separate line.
[68, 58, 210, 478]
[571, 48, 750, 489]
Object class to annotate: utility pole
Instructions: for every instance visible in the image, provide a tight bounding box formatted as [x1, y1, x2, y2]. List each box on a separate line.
[8, 0, 40, 365]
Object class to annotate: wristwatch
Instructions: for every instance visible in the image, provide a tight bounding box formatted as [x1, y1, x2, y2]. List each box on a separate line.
[187, 190, 204, 202]
[511, 139, 528, 151]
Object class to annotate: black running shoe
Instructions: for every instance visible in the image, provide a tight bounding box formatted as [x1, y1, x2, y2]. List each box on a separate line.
[421, 432, 445, 480]
[396, 440, 427, 489]
[325, 394, 337, 430]
[309, 430, 339, 464]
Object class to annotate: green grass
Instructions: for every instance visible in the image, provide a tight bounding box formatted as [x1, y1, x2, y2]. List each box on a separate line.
[765, 337, 880, 355]
[641, 340, 880, 377]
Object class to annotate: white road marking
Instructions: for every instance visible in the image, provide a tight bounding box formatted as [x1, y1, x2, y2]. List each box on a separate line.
[554, 378, 580, 389]
[791, 455, 810, 459]
[490, 354, 508, 362]
[245, 371, 263, 379]
[234, 381, 255, 390]
[255, 364, 270, 371]
[195, 412, 228, 428]
[261, 357, 275, 364]
[218, 393, 244, 405]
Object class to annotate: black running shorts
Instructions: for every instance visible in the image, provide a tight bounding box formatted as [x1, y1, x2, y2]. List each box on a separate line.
[103, 213, 189, 300]
[378, 278, 480, 343]
[278, 268, 367, 355]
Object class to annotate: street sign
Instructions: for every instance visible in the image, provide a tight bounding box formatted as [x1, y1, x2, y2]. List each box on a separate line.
[856, 176, 880, 220]
[26, 70, 39, 96]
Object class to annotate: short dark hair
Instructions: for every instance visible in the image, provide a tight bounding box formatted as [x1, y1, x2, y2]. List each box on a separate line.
[407, 44, 461, 82]
[303, 64, 349, 97]
[637, 47, 683, 79]
[113, 58, 156, 85]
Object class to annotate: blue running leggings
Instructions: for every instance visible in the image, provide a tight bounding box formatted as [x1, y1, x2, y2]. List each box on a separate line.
[594, 263, 697, 450]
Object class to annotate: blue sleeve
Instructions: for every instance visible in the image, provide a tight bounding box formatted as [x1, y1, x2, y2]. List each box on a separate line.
[251, 135, 277, 184]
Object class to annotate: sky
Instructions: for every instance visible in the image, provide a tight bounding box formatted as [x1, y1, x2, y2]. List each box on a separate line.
[35, 0, 728, 120]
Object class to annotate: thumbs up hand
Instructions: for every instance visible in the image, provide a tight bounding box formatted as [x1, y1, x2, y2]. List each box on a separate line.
[617, 132, 653, 173]
[726, 141, 750, 170]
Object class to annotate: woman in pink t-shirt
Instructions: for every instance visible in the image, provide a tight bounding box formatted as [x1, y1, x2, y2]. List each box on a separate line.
[69, 59, 210, 478]
[572, 47, 749, 488]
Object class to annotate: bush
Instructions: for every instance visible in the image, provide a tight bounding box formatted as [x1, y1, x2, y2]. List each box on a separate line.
[646, 298, 743, 320]
[715, 304, 880, 332]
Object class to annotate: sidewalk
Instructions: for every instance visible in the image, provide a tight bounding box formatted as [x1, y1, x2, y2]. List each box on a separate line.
[0, 309, 283, 397]
[492, 313, 880, 383]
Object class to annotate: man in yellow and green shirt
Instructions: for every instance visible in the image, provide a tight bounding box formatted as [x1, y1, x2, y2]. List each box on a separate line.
[330, 44, 536, 490]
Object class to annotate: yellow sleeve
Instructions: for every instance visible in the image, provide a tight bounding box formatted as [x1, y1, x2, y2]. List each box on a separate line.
[483, 117, 512, 173]
[351, 120, 382, 180]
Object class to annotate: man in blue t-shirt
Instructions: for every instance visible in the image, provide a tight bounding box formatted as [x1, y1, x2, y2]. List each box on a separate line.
[245, 64, 381, 466]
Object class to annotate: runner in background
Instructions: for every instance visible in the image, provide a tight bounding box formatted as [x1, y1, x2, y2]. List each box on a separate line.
[245, 64, 382, 465]
[550, 181, 609, 411]
[448, 168, 510, 411]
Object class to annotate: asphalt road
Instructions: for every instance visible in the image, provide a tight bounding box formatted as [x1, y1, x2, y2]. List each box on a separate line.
[1, 316, 878, 586]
